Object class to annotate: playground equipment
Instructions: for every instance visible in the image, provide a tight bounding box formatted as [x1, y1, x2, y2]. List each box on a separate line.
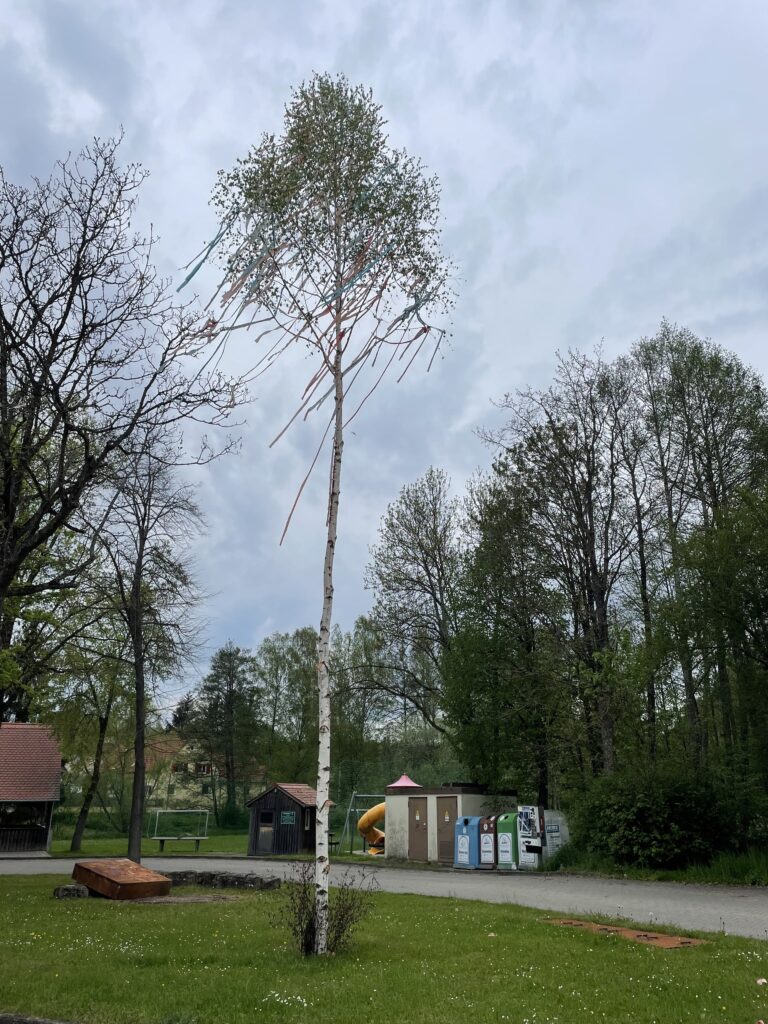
[357, 802, 386, 855]
[338, 791, 385, 853]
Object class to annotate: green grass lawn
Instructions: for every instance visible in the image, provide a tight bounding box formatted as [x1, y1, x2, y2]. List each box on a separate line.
[1, 876, 767, 1024]
[50, 832, 250, 858]
[550, 847, 768, 887]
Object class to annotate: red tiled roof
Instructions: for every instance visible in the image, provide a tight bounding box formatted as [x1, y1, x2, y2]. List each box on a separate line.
[275, 783, 318, 807]
[0, 724, 61, 802]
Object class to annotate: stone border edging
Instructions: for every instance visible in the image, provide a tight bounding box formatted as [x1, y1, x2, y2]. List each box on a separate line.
[0, 1015, 78, 1024]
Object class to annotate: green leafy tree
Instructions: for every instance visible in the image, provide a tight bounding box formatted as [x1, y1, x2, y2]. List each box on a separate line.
[187, 642, 262, 826]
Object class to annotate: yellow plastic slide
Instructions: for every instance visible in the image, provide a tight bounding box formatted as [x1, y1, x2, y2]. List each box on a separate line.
[357, 802, 386, 855]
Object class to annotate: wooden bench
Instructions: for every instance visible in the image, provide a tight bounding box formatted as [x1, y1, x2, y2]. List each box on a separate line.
[328, 831, 339, 854]
[155, 835, 208, 853]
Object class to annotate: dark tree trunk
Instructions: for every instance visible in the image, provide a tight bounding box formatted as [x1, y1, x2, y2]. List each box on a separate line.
[71, 699, 113, 853]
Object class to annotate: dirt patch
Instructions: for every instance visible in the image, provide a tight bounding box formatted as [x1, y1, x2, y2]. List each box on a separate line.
[546, 918, 705, 948]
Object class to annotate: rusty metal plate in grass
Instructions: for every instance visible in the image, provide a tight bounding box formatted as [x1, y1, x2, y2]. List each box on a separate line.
[546, 918, 705, 948]
[72, 858, 171, 900]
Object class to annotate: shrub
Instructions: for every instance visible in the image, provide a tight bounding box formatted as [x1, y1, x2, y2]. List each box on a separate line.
[570, 770, 727, 869]
[272, 862, 377, 956]
[220, 802, 248, 830]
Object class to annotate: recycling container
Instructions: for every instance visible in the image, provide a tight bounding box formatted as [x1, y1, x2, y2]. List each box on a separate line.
[541, 809, 570, 864]
[453, 816, 482, 869]
[478, 815, 497, 869]
[518, 804, 543, 870]
[495, 812, 519, 871]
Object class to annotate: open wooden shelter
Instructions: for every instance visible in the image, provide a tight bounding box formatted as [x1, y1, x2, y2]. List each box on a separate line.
[0, 724, 61, 853]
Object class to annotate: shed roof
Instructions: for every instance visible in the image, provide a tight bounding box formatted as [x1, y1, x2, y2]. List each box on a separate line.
[0, 724, 61, 802]
[248, 783, 319, 809]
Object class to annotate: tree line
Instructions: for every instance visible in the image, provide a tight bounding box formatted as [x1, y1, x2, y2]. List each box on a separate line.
[4, 91, 765, 884]
[363, 324, 768, 865]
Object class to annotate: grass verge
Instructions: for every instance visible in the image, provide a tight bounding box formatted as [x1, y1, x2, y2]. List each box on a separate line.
[1, 875, 767, 1023]
[549, 846, 768, 887]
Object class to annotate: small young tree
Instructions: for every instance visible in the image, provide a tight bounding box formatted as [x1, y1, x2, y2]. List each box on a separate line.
[99, 432, 204, 862]
[193, 74, 452, 953]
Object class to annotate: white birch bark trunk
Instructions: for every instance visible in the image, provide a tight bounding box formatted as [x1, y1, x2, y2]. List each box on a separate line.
[314, 333, 344, 955]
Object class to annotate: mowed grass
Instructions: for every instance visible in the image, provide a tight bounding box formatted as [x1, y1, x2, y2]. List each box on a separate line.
[1, 877, 768, 1024]
[49, 832, 249, 858]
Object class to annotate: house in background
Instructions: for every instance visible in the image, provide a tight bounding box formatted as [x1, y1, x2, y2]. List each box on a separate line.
[0, 724, 62, 853]
[145, 731, 267, 819]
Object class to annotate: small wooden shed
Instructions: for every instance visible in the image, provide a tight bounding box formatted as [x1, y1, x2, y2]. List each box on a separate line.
[0, 723, 61, 853]
[247, 783, 319, 857]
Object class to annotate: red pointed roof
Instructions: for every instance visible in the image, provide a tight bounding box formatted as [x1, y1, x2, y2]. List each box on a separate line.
[0, 724, 61, 802]
[275, 783, 318, 807]
[388, 773, 422, 789]
[247, 782, 321, 808]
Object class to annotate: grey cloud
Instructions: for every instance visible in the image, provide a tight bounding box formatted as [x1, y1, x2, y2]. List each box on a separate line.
[4, 0, 768, 674]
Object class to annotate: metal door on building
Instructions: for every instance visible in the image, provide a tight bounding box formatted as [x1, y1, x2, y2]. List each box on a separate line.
[408, 796, 428, 861]
[257, 811, 274, 854]
[435, 796, 458, 863]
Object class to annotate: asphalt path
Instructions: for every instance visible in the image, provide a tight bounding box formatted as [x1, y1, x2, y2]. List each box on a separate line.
[3, 856, 768, 940]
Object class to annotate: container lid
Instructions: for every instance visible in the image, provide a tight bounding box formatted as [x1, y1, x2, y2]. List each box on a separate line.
[387, 773, 422, 789]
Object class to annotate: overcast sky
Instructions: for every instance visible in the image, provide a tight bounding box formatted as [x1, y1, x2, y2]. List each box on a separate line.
[2, 0, 767, 693]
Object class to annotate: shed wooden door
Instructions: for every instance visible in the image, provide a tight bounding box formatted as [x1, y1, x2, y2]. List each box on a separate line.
[408, 797, 428, 861]
[256, 811, 274, 854]
[436, 796, 457, 863]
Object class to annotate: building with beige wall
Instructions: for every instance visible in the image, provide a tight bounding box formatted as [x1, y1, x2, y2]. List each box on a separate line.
[384, 776, 516, 864]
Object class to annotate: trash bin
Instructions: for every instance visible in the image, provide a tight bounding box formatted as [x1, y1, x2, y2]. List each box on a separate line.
[478, 815, 497, 869]
[541, 810, 569, 864]
[496, 812, 519, 871]
[454, 816, 481, 869]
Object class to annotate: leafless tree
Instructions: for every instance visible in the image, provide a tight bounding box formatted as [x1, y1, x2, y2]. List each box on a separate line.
[98, 430, 204, 862]
[0, 136, 243, 717]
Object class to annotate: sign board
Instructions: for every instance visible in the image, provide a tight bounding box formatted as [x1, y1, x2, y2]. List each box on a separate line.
[280, 811, 296, 826]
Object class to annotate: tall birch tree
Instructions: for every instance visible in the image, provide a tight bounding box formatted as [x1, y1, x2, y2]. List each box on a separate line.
[193, 74, 452, 953]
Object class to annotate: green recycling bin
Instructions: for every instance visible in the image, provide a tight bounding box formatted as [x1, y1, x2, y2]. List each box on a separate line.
[496, 812, 519, 871]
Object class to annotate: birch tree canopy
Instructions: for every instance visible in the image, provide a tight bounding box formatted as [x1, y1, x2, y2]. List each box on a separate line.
[188, 72, 453, 955]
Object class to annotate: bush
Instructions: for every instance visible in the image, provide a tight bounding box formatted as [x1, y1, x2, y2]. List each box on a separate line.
[273, 862, 377, 956]
[220, 802, 248, 830]
[570, 770, 728, 869]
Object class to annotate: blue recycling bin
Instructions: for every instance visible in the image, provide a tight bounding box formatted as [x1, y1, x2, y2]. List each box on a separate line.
[454, 816, 482, 869]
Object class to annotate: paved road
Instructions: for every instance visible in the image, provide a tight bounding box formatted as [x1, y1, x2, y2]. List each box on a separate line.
[3, 856, 768, 940]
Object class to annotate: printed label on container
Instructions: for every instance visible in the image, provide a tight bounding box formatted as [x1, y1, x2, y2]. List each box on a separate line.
[498, 833, 512, 863]
[457, 833, 470, 864]
[480, 833, 494, 863]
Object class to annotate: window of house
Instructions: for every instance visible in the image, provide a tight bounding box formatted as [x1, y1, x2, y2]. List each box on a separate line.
[195, 762, 212, 776]
[304, 809, 311, 831]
